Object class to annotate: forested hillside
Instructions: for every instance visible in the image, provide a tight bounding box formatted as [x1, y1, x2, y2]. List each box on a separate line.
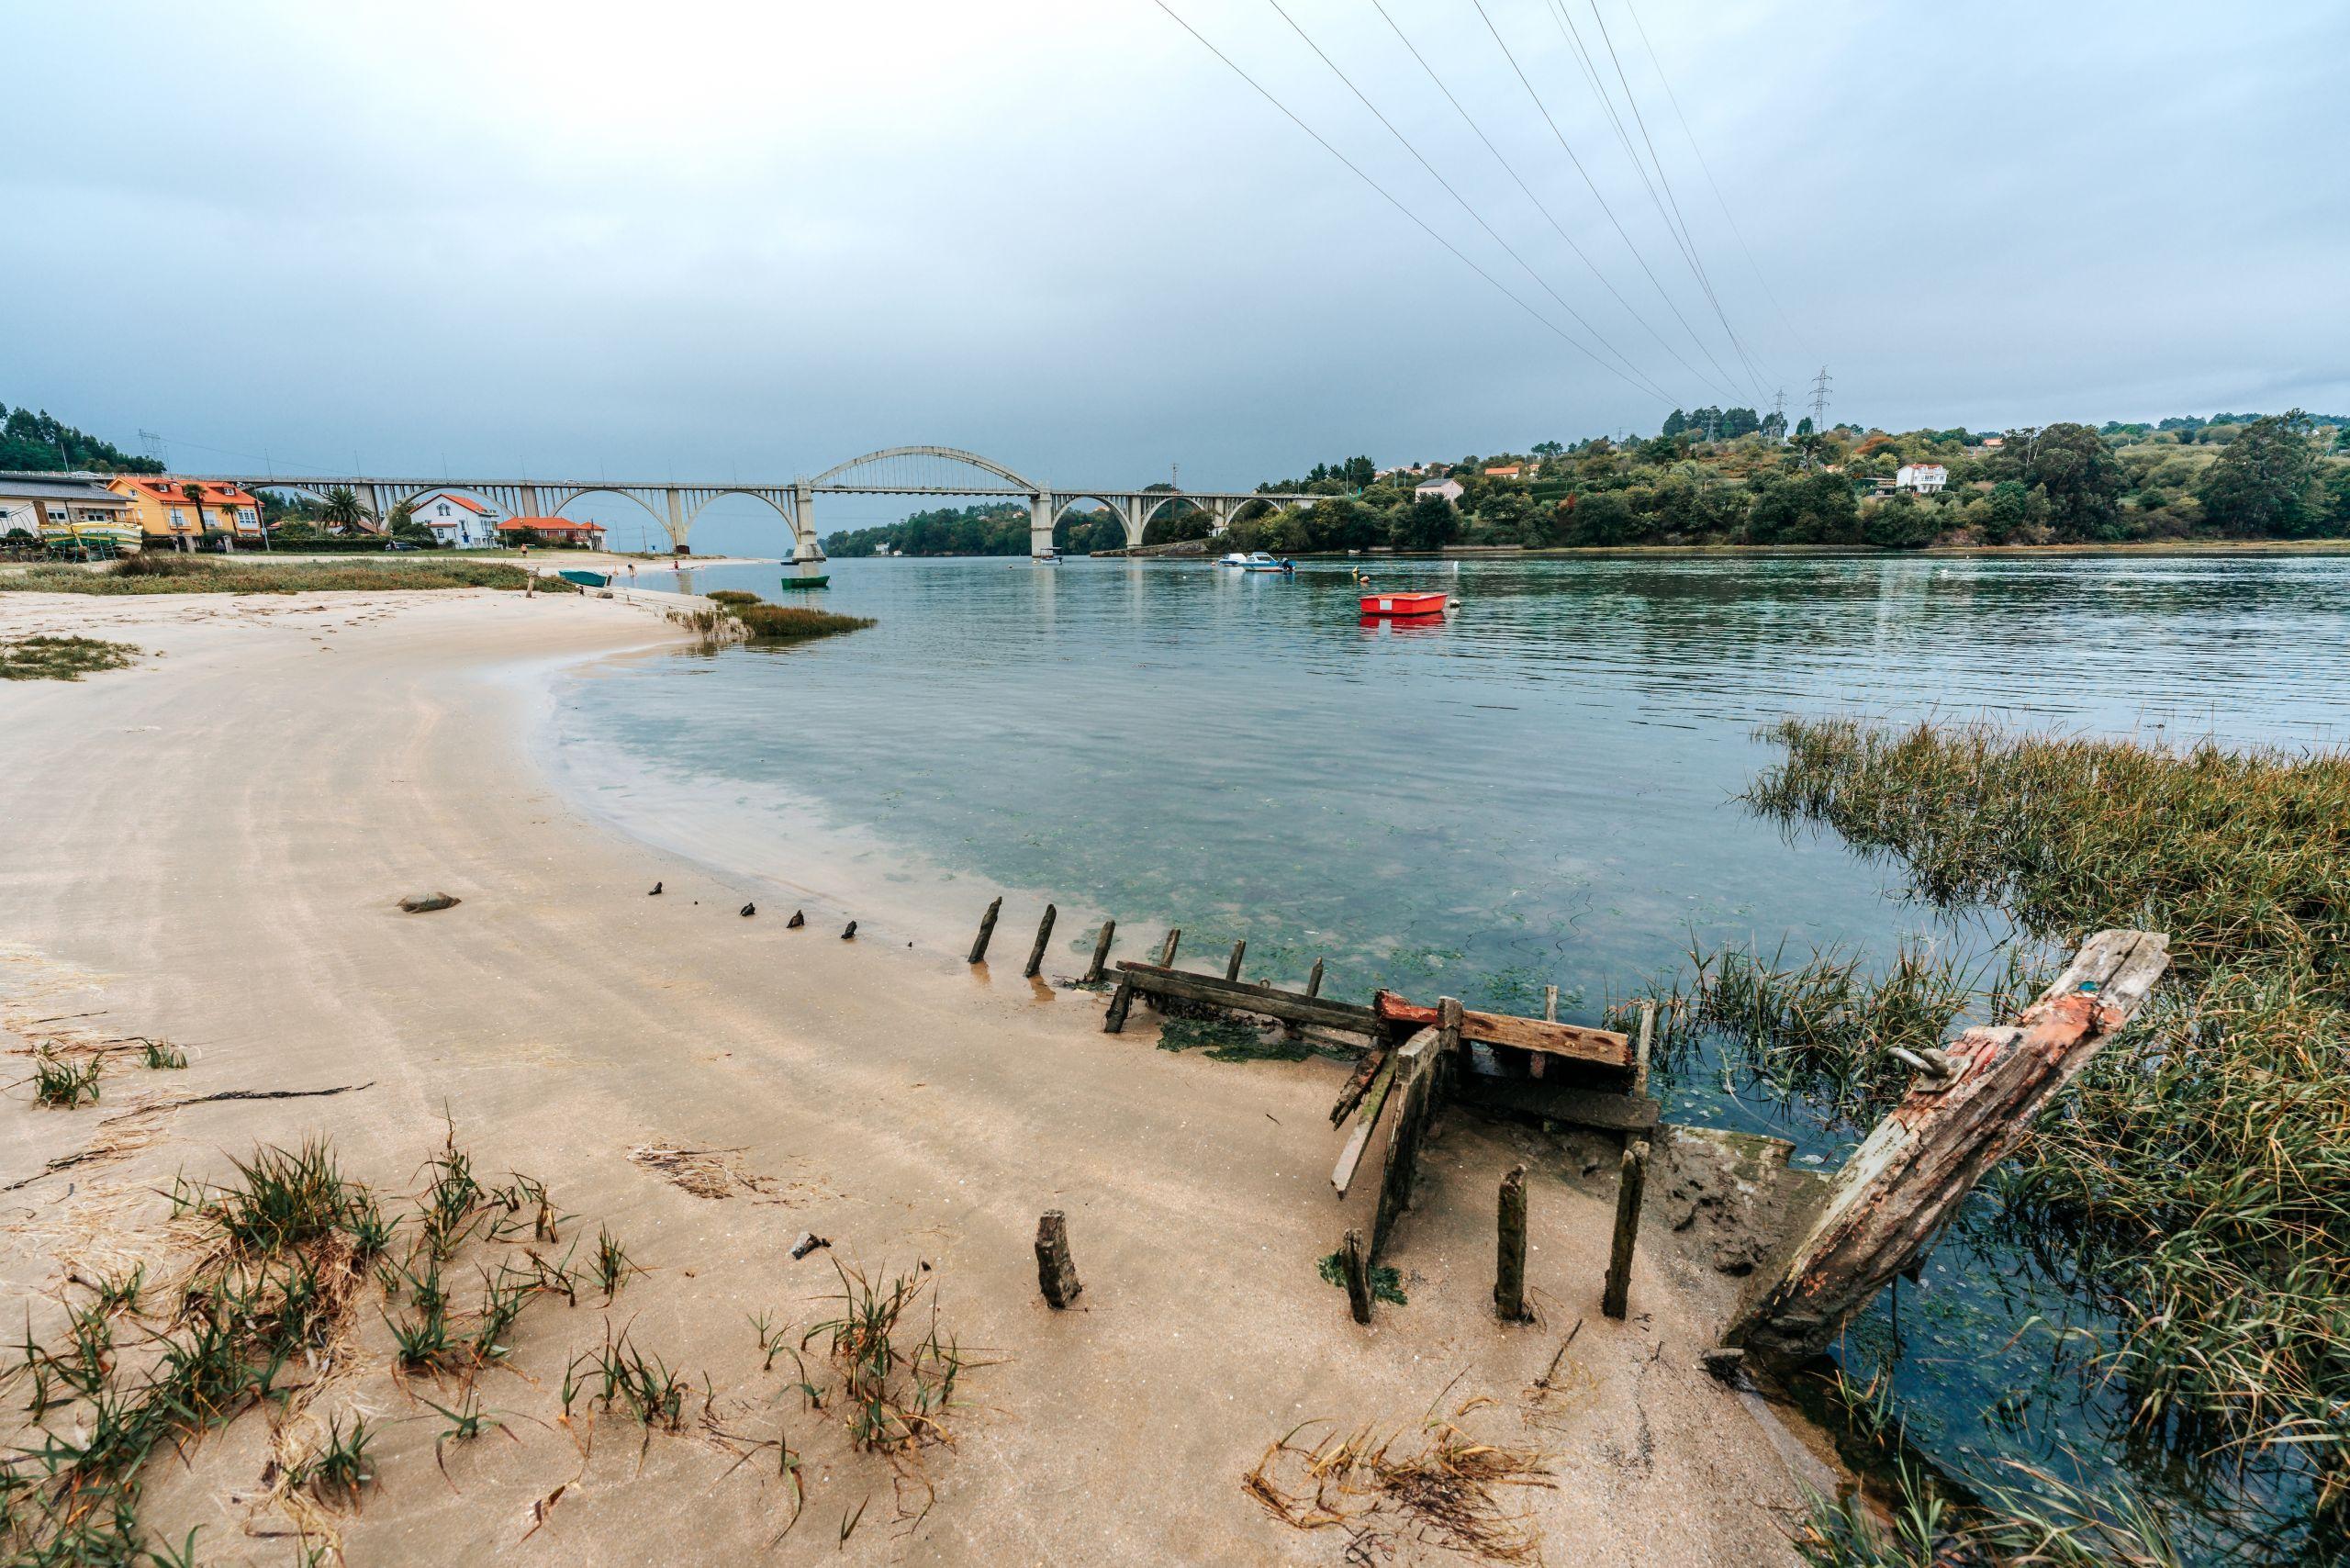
[0, 404, 163, 475]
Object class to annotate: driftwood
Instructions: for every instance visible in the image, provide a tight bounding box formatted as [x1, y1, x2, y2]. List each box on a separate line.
[1330, 1047, 1404, 1197]
[1327, 1047, 1387, 1125]
[1035, 1211, 1081, 1308]
[1729, 929, 2169, 1359]
[1106, 961, 1382, 1036]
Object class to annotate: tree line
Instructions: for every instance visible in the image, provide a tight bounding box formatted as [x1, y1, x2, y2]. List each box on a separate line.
[0, 404, 164, 476]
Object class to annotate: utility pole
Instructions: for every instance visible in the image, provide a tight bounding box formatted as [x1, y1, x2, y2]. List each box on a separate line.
[1808, 366, 1832, 433]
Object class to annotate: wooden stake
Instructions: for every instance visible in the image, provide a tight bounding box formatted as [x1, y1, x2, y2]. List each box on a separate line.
[1035, 1211, 1081, 1308]
[1602, 1137, 1650, 1320]
[1305, 958, 1325, 999]
[1633, 1000, 1657, 1098]
[1340, 1228, 1371, 1325]
[1102, 974, 1136, 1033]
[967, 897, 1002, 965]
[1024, 902, 1057, 980]
[1543, 984, 1558, 1022]
[1729, 929, 2169, 1360]
[1225, 939, 1246, 982]
[1083, 919, 1116, 984]
[1158, 927, 1181, 967]
[1494, 1164, 1528, 1322]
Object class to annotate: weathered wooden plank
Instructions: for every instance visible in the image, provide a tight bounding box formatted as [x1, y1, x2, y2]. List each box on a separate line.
[1371, 1031, 1441, 1260]
[1729, 929, 2170, 1361]
[1330, 1048, 1404, 1197]
[1328, 1047, 1388, 1125]
[1601, 1137, 1651, 1319]
[1114, 961, 1381, 1034]
[1373, 991, 1630, 1068]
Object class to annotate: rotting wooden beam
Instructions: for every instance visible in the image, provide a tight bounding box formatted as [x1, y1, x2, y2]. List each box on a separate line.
[1331, 1047, 1405, 1198]
[1495, 1165, 1528, 1323]
[1024, 902, 1057, 980]
[968, 897, 1002, 965]
[1340, 1228, 1371, 1325]
[1158, 928, 1181, 967]
[1728, 929, 2170, 1361]
[1328, 1047, 1387, 1125]
[1083, 919, 1116, 984]
[1373, 991, 1630, 1069]
[1305, 958, 1325, 999]
[1102, 974, 1137, 1033]
[1371, 1030, 1442, 1260]
[1225, 939, 1246, 982]
[1601, 1137, 1650, 1320]
[1113, 961, 1381, 1035]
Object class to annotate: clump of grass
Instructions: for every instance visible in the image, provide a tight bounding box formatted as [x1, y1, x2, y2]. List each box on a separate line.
[1243, 1396, 1554, 1564]
[705, 588, 761, 607]
[801, 1260, 968, 1457]
[591, 1226, 639, 1300]
[290, 1414, 374, 1507]
[139, 1039, 187, 1070]
[29, 1048, 102, 1107]
[1734, 716, 2350, 1534]
[0, 556, 572, 596]
[570, 1326, 688, 1432]
[1316, 1250, 1407, 1305]
[1792, 1461, 2182, 1568]
[730, 602, 873, 643]
[0, 634, 140, 681]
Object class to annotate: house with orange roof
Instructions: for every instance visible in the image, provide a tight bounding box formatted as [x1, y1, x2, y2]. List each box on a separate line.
[106, 476, 263, 549]
[410, 490, 503, 548]
[1483, 462, 1526, 479]
[496, 517, 605, 549]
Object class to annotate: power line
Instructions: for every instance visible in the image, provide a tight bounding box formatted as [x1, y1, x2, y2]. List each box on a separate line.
[1578, 0, 1773, 398]
[1364, 0, 1732, 404]
[1623, 0, 1815, 366]
[1149, 0, 1670, 405]
[1809, 365, 1831, 431]
[1465, 0, 1744, 402]
[1261, 0, 1675, 403]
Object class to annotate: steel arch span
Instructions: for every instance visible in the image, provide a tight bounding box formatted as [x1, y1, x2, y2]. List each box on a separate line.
[807, 446, 1041, 496]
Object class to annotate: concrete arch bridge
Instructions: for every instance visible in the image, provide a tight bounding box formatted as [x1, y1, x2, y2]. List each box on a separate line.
[202, 447, 1322, 560]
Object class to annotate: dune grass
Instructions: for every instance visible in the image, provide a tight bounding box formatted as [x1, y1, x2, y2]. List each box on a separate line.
[0, 554, 575, 595]
[731, 601, 873, 642]
[0, 634, 141, 681]
[1704, 717, 2350, 1552]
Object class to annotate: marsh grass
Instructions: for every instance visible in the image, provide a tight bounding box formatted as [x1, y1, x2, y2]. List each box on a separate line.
[730, 602, 874, 643]
[1725, 716, 2350, 1543]
[1795, 1462, 2184, 1568]
[0, 635, 140, 681]
[0, 555, 574, 595]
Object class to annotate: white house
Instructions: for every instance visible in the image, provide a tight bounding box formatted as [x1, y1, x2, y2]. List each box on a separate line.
[410, 491, 501, 546]
[1895, 463, 1949, 494]
[1414, 476, 1465, 504]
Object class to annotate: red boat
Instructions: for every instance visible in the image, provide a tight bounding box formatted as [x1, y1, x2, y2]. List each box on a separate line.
[1359, 589, 1449, 618]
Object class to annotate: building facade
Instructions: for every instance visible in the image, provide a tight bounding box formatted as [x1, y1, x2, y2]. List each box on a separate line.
[107, 476, 264, 547]
[1895, 463, 1949, 494]
[1414, 476, 1466, 504]
[0, 472, 140, 549]
[497, 517, 606, 548]
[410, 491, 502, 547]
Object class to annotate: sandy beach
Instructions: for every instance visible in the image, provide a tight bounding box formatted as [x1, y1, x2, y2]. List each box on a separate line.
[0, 586, 1833, 1565]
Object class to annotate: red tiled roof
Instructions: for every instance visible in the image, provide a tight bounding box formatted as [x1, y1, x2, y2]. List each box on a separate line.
[110, 477, 260, 507]
[497, 517, 604, 534]
[417, 492, 488, 514]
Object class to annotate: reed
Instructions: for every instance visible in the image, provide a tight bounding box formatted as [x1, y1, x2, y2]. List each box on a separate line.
[1729, 717, 2350, 1539]
[729, 602, 875, 643]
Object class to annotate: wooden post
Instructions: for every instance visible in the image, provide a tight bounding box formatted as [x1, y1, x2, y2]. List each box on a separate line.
[1024, 902, 1057, 980]
[1533, 985, 1557, 1079]
[1102, 975, 1136, 1033]
[1083, 919, 1116, 984]
[1633, 1001, 1656, 1098]
[1729, 930, 2169, 1360]
[1494, 1165, 1528, 1322]
[1340, 1228, 1371, 1325]
[1436, 996, 1464, 1095]
[1305, 958, 1325, 999]
[1225, 939, 1246, 982]
[1035, 1211, 1081, 1308]
[967, 897, 1002, 965]
[1158, 928, 1181, 967]
[1602, 1137, 1650, 1320]
[1371, 1030, 1441, 1259]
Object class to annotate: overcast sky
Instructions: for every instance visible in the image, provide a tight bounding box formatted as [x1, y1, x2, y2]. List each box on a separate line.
[8, 0, 2346, 535]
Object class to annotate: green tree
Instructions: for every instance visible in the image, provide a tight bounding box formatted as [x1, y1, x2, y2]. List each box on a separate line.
[1985, 480, 2033, 544]
[1863, 494, 1938, 549]
[1555, 491, 1635, 546]
[1661, 409, 1688, 439]
[1794, 415, 1814, 438]
[2011, 424, 2123, 540]
[2197, 409, 2321, 537]
[320, 487, 367, 531]
[1747, 473, 1859, 544]
[1391, 495, 1460, 552]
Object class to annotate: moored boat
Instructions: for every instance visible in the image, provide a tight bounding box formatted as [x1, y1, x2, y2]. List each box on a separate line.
[777, 574, 832, 589]
[1359, 589, 1449, 617]
[557, 568, 610, 588]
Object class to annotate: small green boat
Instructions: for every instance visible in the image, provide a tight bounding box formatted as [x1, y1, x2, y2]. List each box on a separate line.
[557, 569, 610, 588]
[777, 574, 831, 590]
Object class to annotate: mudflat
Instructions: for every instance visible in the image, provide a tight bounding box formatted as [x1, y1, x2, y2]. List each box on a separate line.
[0, 587, 1829, 1564]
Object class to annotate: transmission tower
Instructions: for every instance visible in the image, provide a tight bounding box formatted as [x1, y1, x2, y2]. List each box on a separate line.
[138, 429, 167, 467]
[1808, 366, 1831, 431]
[1771, 388, 1786, 442]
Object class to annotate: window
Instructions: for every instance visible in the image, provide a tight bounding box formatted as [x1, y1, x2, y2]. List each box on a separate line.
[238, 507, 257, 526]
[170, 508, 186, 527]
[46, 505, 67, 521]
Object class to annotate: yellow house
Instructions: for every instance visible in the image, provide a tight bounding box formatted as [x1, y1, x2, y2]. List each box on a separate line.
[106, 476, 264, 548]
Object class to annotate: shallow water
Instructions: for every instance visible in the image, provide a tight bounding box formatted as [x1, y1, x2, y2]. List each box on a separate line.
[550, 551, 2350, 1558]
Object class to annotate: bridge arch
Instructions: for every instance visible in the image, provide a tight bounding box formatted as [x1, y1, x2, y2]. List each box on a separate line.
[810, 445, 1039, 495]
[1049, 494, 1140, 551]
[684, 488, 794, 529]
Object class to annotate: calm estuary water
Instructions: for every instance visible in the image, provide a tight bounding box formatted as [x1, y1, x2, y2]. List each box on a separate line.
[548, 551, 2350, 1560]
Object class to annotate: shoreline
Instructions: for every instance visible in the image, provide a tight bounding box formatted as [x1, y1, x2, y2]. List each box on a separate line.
[0, 587, 1834, 1562]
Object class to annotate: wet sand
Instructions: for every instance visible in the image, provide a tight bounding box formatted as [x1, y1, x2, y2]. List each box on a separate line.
[0, 587, 1830, 1564]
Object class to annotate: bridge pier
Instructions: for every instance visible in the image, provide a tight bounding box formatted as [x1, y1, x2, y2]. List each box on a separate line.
[1030, 492, 1057, 559]
[663, 488, 690, 554]
[791, 482, 825, 562]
